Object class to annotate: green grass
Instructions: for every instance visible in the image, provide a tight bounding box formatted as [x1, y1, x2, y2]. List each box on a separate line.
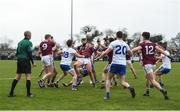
[0, 60, 180, 110]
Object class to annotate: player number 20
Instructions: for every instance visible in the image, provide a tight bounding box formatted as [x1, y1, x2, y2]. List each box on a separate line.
[115, 45, 127, 55]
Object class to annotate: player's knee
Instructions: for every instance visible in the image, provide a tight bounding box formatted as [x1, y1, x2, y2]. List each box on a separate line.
[16, 75, 21, 80]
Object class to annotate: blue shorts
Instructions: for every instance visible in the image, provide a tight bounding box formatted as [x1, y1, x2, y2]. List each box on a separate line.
[60, 64, 71, 72]
[81, 64, 94, 77]
[109, 64, 126, 75]
[159, 67, 171, 74]
[82, 68, 88, 77]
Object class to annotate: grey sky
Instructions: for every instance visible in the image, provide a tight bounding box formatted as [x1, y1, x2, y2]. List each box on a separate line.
[0, 0, 179, 47]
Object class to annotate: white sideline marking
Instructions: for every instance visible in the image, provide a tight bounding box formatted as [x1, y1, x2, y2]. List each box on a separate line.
[0, 77, 38, 80]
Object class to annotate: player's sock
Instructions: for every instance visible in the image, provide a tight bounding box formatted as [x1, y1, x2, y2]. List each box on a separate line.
[106, 92, 110, 98]
[101, 80, 105, 89]
[26, 80, 31, 95]
[159, 79, 164, 88]
[143, 88, 150, 96]
[47, 79, 50, 84]
[160, 89, 169, 100]
[72, 85, 77, 91]
[51, 75, 56, 83]
[128, 86, 136, 98]
[9, 79, 18, 95]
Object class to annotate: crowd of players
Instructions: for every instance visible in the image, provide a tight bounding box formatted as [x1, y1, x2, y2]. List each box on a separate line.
[8, 31, 172, 100]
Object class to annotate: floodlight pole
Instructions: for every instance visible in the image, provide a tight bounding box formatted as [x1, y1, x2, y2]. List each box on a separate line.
[71, 0, 73, 40]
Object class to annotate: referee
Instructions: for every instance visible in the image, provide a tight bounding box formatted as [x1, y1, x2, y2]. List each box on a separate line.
[8, 31, 35, 97]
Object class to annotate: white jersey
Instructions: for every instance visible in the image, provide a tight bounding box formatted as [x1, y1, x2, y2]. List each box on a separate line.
[60, 47, 76, 66]
[161, 50, 171, 69]
[108, 39, 130, 65]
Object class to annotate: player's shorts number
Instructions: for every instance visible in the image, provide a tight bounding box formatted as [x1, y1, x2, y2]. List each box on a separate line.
[63, 51, 69, 58]
[115, 45, 127, 55]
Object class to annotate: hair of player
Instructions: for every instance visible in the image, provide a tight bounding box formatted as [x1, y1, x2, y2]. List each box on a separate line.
[163, 42, 167, 50]
[142, 32, 150, 40]
[116, 31, 123, 38]
[24, 31, 31, 38]
[108, 37, 114, 43]
[45, 34, 51, 40]
[123, 33, 128, 41]
[81, 38, 87, 42]
[66, 39, 73, 47]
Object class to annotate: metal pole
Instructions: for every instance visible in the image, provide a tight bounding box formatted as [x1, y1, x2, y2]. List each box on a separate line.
[71, 0, 73, 40]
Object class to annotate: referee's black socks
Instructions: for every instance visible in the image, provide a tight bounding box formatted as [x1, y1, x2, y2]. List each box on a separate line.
[26, 80, 31, 95]
[10, 79, 18, 95]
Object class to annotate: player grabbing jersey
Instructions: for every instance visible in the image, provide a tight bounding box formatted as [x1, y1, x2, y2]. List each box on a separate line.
[54, 39, 85, 91]
[131, 32, 171, 100]
[74, 38, 96, 87]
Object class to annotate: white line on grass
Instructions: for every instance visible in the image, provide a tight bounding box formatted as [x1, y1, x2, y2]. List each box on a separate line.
[0, 77, 38, 80]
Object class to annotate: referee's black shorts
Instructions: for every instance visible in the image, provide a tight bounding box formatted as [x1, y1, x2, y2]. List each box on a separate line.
[17, 59, 31, 74]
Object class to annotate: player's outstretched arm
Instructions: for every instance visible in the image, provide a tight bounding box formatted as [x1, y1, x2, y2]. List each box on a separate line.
[74, 52, 85, 58]
[96, 48, 112, 60]
[131, 46, 142, 53]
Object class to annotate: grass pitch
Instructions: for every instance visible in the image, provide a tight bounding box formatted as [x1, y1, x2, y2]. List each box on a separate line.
[0, 60, 180, 110]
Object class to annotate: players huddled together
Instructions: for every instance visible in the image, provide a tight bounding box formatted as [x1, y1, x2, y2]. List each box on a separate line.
[8, 30, 172, 100]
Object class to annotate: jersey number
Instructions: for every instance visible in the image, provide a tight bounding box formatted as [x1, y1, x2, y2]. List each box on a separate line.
[145, 45, 154, 55]
[115, 45, 127, 55]
[42, 43, 48, 50]
[63, 51, 69, 58]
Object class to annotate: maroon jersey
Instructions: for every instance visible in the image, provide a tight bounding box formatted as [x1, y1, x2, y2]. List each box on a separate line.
[77, 44, 85, 55]
[139, 41, 156, 65]
[40, 41, 55, 56]
[78, 43, 94, 58]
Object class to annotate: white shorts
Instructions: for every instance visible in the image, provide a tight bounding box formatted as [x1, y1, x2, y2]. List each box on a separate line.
[77, 58, 91, 65]
[144, 64, 156, 74]
[126, 60, 132, 65]
[41, 55, 54, 66]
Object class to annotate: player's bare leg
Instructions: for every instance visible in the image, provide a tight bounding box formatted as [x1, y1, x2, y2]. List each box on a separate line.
[101, 66, 108, 89]
[104, 73, 114, 100]
[146, 73, 169, 100]
[154, 68, 164, 88]
[74, 61, 83, 85]
[39, 68, 45, 77]
[54, 72, 67, 88]
[38, 65, 54, 88]
[119, 75, 136, 98]
[69, 70, 78, 91]
[143, 79, 150, 96]
[127, 63, 137, 79]
[85, 63, 96, 87]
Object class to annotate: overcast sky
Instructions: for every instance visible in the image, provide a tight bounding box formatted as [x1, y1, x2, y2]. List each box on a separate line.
[0, 0, 179, 47]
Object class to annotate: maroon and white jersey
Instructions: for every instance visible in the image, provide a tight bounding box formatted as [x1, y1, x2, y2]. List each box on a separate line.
[39, 41, 55, 56]
[139, 41, 156, 66]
